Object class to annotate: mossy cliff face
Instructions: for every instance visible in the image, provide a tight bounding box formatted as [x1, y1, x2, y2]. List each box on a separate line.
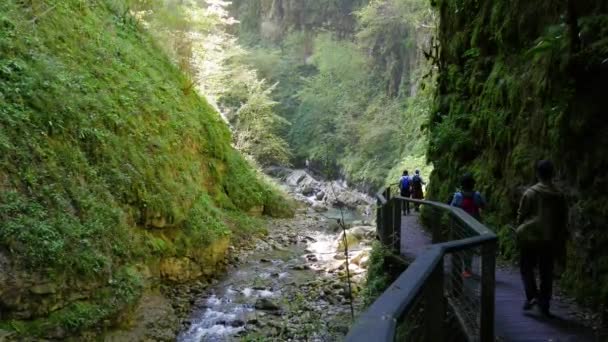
[232, 0, 368, 41]
[0, 0, 291, 338]
[427, 0, 608, 317]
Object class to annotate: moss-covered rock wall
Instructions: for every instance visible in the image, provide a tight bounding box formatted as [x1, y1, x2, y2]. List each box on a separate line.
[427, 0, 608, 318]
[0, 0, 291, 338]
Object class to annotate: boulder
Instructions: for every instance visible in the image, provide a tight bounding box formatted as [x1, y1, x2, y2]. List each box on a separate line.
[351, 250, 370, 266]
[301, 186, 315, 196]
[315, 191, 325, 201]
[336, 231, 363, 252]
[285, 170, 308, 187]
[255, 298, 281, 311]
[325, 187, 373, 210]
[312, 203, 328, 212]
[349, 226, 376, 240]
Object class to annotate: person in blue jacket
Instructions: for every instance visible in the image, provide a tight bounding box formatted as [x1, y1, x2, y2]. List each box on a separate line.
[399, 170, 411, 215]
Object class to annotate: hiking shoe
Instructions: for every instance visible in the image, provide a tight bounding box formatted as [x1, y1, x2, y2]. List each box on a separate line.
[523, 298, 537, 311]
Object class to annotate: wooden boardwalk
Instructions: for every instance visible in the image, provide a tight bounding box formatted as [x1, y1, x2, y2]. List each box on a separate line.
[400, 212, 600, 342]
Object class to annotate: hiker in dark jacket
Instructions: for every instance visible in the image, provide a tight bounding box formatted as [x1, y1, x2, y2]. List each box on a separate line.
[516, 160, 567, 317]
[451, 173, 485, 277]
[399, 170, 411, 215]
[411, 169, 425, 211]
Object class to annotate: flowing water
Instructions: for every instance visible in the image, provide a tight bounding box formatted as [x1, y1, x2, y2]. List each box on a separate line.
[177, 206, 370, 342]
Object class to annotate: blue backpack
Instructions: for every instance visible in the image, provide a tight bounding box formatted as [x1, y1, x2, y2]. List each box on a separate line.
[400, 176, 410, 191]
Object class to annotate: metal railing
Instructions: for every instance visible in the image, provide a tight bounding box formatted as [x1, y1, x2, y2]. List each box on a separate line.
[347, 186, 497, 342]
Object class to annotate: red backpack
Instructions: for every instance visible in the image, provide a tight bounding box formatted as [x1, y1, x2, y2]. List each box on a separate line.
[460, 192, 480, 218]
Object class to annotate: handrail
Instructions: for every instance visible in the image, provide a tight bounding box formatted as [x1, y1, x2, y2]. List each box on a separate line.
[347, 246, 444, 341]
[348, 191, 498, 342]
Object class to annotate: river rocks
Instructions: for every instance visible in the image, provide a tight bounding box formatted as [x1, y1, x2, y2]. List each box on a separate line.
[301, 185, 315, 196]
[312, 202, 328, 212]
[306, 254, 319, 262]
[276, 169, 373, 212]
[285, 169, 311, 187]
[336, 232, 361, 252]
[349, 226, 376, 240]
[255, 298, 281, 311]
[173, 181, 371, 342]
[105, 293, 178, 342]
[229, 319, 245, 327]
[291, 264, 311, 270]
[351, 250, 370, 268]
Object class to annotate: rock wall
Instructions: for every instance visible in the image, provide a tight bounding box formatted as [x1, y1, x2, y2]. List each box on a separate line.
[427, 0, 608, 318]
[0, 0, 290, 338]
[231, 0, 368, 41]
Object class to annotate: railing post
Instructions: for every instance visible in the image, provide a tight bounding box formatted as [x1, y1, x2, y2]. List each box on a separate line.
[382, 199, 393, 246]
[426, 262, 445, 341]
[480, 240, 496, 341]
[431, 206, 443, 243]
[392, 198, 402, 252]
[449, 217, 463, 297]
[376, 199, 384, 243]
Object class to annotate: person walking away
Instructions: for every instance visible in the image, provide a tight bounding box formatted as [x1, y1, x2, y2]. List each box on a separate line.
[450, 173, 485, 278]
[399, 170, 411, 215]
[411, 169, 426, 211]
[516, 160, 567, 317]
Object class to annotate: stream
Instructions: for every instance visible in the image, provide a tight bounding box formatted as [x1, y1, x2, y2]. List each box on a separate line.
[177, 170, 375, 341]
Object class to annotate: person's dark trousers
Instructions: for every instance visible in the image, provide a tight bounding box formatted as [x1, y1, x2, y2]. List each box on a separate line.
[520, 242, 555, 310]
[400, 191, 410, 215]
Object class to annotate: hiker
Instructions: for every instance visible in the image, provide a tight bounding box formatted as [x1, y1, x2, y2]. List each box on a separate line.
[399, 170, 411, 215]
[411, 169, 425, 211]
[450, 173, 486, 277]
[516, 160, 567, 317]
[450, 173, 485, 220]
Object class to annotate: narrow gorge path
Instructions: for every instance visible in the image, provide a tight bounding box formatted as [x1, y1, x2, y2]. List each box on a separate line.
[177, 170, 376, 341]
[400, 213, 602, 341]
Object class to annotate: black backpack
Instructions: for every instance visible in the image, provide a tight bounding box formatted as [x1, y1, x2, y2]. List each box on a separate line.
[412, 175, 422, 188]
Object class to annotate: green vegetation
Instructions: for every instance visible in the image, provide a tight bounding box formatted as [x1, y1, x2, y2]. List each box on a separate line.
[427, 0, 608, 317]
[231, 0, 434, 190]
[135, 0, 292, 167]
[0, 0, 291, 336]
[363, 242, 408, 306]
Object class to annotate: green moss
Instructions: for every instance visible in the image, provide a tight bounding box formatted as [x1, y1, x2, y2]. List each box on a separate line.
[362, 242, 408, 306]
[0, 0, 292, 336]
[429, 0, 608, 317]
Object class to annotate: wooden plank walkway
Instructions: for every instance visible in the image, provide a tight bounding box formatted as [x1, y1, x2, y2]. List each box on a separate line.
[400, 212, 600, 342]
